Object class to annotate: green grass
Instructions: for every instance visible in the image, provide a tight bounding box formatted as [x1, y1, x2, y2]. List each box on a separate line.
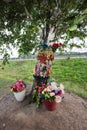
[0, 58, 87, 99]
[51, 58, 87, 98]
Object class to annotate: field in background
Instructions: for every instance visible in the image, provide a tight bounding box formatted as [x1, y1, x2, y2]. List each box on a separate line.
[0, 58, 87, 99]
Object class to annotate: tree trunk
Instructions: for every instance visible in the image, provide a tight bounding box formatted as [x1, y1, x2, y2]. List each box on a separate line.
[29, 11, 51, 103]
[42, 11, 51, 43]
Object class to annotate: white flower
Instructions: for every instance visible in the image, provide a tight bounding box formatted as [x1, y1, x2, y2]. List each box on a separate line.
[46, 87, 51, 92]
[51, 82, 57, 87]
[60, 83, 65, 94]
[50, 92, 55, 97]
[50, 82, 58, 90]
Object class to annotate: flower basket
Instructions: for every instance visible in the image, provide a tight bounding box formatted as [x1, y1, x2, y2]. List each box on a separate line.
[13, 89, 26, 102]
[11, 80, 26, 102]
[43, 100, 57, 111]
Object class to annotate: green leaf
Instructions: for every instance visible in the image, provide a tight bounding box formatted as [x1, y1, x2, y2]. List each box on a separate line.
[83, 9, 87, 14]
[74, 15, 85, 25]
[69, 25, 77, 31]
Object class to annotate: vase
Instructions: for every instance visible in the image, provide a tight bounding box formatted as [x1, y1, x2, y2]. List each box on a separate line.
[13, 89, 26, 102]
[43, 100, 57, 111]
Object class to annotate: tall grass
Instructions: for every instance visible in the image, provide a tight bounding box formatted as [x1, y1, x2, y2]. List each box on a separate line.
[0, 58, 87, 98]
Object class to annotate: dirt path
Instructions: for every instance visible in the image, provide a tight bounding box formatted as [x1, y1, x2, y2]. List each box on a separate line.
[0, 85, 87, 130]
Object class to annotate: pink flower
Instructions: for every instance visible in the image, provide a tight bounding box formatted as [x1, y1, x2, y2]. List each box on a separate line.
[16, 85, 22, 92]
[11, 80, 26, 92]
[55, 96, 62, 103]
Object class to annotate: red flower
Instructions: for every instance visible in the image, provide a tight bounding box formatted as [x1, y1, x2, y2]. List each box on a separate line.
[52, 43, 59, 48]
[52, 42, 62, 49]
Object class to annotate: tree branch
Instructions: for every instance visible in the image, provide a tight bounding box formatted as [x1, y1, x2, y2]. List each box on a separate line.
[24, 5, 33, 20]
[19, 0, 33, 21]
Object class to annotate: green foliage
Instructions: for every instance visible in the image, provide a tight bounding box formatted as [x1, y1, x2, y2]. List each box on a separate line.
[0, 0, 87, 63]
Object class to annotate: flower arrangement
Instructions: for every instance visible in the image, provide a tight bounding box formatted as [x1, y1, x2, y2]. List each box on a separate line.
[37, 42, 62, 62]
[32, 78, 64, 107]
[32, 83, 46, 107]
[41, 79, 64, 103]
[11, 80, 26, 92]
[33, 61, 51, 78]
[37, 48, 54, 62]
[32, 42, 63, 108]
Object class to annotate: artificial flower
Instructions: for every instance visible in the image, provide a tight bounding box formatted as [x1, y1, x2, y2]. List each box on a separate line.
[55, 96, 62, 103]
[60, 83, 65, 94]
[51, 42, 62, 52]
[50, 82, 58, 90]
[50, 92, 55, 97]
[11, 80, 26, 92]
[41, 43, 48, 49]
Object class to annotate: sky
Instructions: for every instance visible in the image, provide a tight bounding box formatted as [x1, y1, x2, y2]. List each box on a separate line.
[64, 37, 87, 53]
[0, 45, 19, 59]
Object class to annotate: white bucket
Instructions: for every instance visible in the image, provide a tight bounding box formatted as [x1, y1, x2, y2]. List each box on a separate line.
[13, 89, 26, 102]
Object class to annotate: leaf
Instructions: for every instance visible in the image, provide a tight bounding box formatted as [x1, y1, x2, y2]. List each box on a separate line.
[74, 15, 85, 25]
[83, 9, 87, 14]
[66, 31, 70, 39]
[69, 25, 77, 31]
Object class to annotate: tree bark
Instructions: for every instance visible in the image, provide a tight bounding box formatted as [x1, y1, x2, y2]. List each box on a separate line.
[42, 11, 51, 43]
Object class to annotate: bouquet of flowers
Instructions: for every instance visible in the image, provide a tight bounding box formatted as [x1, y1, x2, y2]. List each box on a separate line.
[32, 78, 64, 107]
[37, 42, 62, 62]
[11, 80, 26, 92]
[41, 79, 64, 103]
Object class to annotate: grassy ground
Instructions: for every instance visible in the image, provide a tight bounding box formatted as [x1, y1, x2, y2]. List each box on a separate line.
[0, 58, 87, 99]
[51, 58, 87, 99]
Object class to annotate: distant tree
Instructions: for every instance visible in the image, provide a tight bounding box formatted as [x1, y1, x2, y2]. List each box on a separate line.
[0, 0, 87, 63]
